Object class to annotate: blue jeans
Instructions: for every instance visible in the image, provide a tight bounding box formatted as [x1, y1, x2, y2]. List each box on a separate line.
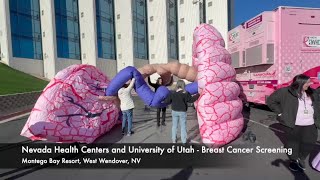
[171, 110, 187, 143]
[122, 109, 133, 133]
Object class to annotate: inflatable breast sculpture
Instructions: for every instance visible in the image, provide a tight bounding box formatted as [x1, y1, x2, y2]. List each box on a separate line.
[20, 64, 120, 143]
[20, 24, 243, 145]
[193, 24, 244, 146]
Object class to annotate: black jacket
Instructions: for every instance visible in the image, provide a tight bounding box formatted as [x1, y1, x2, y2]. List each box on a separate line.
[148, 76, 173, 91]
[148, 77, 160, 91]
[164, 90, 199, 112]
[266, 87, 320, 129]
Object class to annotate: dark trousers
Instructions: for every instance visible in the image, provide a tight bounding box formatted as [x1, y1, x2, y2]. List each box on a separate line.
[157, 107, 166, 125]
[286, 125, 318, 161]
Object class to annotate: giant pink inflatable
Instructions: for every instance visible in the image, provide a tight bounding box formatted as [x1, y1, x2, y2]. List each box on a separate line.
[21, 24, 243, 146]
[193, 24, 244, 146]
[20, 64, 120, 143]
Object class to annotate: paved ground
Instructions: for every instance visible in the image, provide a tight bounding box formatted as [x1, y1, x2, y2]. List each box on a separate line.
[0, 97, 319, 180]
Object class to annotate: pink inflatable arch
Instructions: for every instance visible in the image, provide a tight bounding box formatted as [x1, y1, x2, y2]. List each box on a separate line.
[21, 24, 243, 146]
[193, 24, 244, 146]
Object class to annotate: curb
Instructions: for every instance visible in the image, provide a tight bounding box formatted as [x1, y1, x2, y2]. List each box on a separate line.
[0, 109, 32, 122]
[0, 90, 42, 97]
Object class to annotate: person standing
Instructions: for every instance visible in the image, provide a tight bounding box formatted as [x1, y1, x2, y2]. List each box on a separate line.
[164, 80, 199, 144]
[267, 74, 320, 171]
[148, 76, 173, 127]
[118, 78, 136, 136]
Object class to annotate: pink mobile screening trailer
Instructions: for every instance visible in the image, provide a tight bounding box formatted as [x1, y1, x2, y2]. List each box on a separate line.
[228, 6, 320, 104]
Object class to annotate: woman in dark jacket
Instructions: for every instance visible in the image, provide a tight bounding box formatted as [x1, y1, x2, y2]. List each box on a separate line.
[163, 80, 199, 144]
[148, 76, 173, 127]
[267, 74, 320, 171]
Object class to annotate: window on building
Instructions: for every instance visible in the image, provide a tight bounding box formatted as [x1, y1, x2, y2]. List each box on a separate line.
[199, 0, 206, 24]
[96, 0, 116, 60]
[132, 0, 148, 60]
[55, 0, 81, 60]
[9, 0, 42, 59]
[167, 0, 178, 60]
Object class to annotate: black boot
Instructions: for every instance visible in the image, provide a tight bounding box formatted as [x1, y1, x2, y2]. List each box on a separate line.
[297, 158, 306, 170]
[288, 160, 299, 171]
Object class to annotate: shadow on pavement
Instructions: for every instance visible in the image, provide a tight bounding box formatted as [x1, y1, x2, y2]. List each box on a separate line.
[161, 166, 193, 180]
[94, 123, 125, 143]
[269, 123, 288, 146]
[271, 159, 311, 180]
[133, 123, 155, 134]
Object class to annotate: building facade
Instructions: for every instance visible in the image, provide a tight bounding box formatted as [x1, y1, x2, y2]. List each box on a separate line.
[0, 0, 233, 80]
